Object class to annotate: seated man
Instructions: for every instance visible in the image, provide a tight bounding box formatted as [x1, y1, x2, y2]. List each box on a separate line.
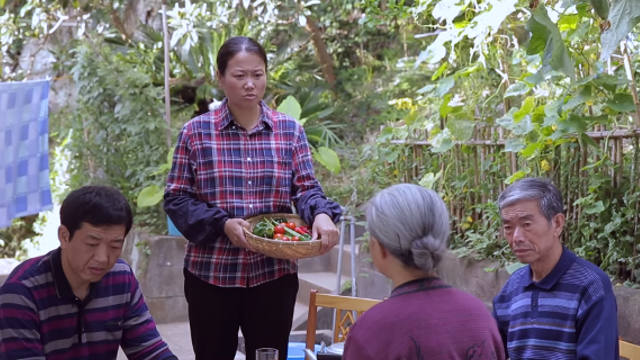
[493, 178, 618, 359]
[0, 186, 176, 360]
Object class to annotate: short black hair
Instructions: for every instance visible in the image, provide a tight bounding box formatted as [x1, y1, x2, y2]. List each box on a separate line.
[60, 186, 133, 239]
[216, 36, 267, 75]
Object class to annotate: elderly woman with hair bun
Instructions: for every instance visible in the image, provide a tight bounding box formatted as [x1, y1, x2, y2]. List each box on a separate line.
[342, 183, 505, 360]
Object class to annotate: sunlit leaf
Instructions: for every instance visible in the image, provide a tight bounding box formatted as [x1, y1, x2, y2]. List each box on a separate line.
[504, 82, 530, 98]
[584, 200, 605, 214]
[436, 76, 455, 97]
[430, 129, 454, 153]
[418, 170, 443, 189]
[504, 138, 525, 153]
[432, 63, 448, 81]
[600, 0, 640, 60]
[521, 141, 542, 158]
[453, 63, 481, 79]
[505, 170, 529, 184]
[137, 185, 164, 207]
[506, 262, 526, 274]
[439, 94, 462, 118]
[526, 5, 574, 78]
[513, 96, 536, 123]
[558, 14, 580, 31]
[432, 0, 466, 24]
[277, 95, 303, 123]
[313, 146, 340, 174]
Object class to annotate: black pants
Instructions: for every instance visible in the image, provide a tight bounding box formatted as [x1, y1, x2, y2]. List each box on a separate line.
[184, 269, 299, 360]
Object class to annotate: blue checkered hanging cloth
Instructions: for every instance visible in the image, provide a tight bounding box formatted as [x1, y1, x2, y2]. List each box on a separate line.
[0, 79, 52, 228]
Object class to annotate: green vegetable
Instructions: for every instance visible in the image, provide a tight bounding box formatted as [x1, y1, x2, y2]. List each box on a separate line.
[252, 216, 312, 241]
[252, 219, 274, 238]
[283, 225, 311, 241]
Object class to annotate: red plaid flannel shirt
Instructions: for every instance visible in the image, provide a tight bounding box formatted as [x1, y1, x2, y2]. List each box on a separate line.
[164, 99, 339, 287]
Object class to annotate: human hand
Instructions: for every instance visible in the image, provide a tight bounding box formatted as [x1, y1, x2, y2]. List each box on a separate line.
[224, 218, 252, 250]
[312, 213, 339, 254]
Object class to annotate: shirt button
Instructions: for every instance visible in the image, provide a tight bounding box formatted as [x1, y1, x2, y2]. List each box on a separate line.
[248, 181, 252, 185]
[247, 157, 251, 161]
[249, 204, 253, 208]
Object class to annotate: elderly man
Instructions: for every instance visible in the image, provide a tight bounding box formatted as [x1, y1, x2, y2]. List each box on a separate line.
[0, 186, 176, 360]
[492, 177, 618, 359]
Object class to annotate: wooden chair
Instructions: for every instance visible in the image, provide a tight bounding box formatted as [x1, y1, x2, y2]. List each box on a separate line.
[620, 339, 640, 360]
[305, 289, 381, 359]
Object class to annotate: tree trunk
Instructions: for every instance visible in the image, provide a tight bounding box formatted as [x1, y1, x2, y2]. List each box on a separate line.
[305, 16, 336, 88]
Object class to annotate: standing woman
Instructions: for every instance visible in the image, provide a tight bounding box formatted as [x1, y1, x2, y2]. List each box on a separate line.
[164, 36, 341, 360]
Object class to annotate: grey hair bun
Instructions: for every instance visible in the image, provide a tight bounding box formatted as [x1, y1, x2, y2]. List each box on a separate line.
[366, 183, 450, 273]
[410, 235, 446, 272]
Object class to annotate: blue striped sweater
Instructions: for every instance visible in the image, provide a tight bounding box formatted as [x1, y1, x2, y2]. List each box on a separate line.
[492, 247, 618, 360]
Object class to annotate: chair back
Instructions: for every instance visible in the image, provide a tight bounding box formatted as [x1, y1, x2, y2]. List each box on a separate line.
[620, 339, 640, 360]
[305, 289, 381, 359]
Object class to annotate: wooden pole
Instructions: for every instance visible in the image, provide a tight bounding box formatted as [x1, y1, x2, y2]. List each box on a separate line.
[622, 42, 640, 128]
[162, 2, 172, 148]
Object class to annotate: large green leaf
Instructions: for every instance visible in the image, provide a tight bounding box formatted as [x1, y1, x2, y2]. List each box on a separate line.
[504, 138, 525, 153]
[277, 95, 303, 124]
[584, 200, 605, 214]
[564, 85, 592, 111]
[418, 170, 443, 190]
[526, 5, 574, 78]
[590, 0, 610, 19]
[505, 169, 530, 184]
[436, 76, 455, 97]
[505, 262, 526, 274]
[600, 0, 640, 60]
[430, 129, 455, 153]
[137, 185, 164, 207]
[504, 82, 531, 98]
[439, 93, 463, 118]
[607, 93, 636, 112]
[557, 114, 589, 134]
[313, 146, 340, 174]
[513, 96, 536, 123]
[431, 63, 448, 81]
[447, 117, 474, 142]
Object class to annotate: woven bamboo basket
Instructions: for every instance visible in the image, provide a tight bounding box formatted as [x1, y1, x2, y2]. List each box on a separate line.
[243, 213, 323, 260]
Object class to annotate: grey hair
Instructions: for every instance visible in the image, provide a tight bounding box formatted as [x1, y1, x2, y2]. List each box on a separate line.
[498, 177, 564, 222]
[366, 183, 450, 273]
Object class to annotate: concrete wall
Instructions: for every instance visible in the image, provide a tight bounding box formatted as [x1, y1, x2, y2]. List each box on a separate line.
[121, 231, 188, 324]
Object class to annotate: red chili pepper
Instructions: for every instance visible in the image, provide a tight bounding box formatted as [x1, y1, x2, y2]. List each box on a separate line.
[274, 224, 286, 234]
